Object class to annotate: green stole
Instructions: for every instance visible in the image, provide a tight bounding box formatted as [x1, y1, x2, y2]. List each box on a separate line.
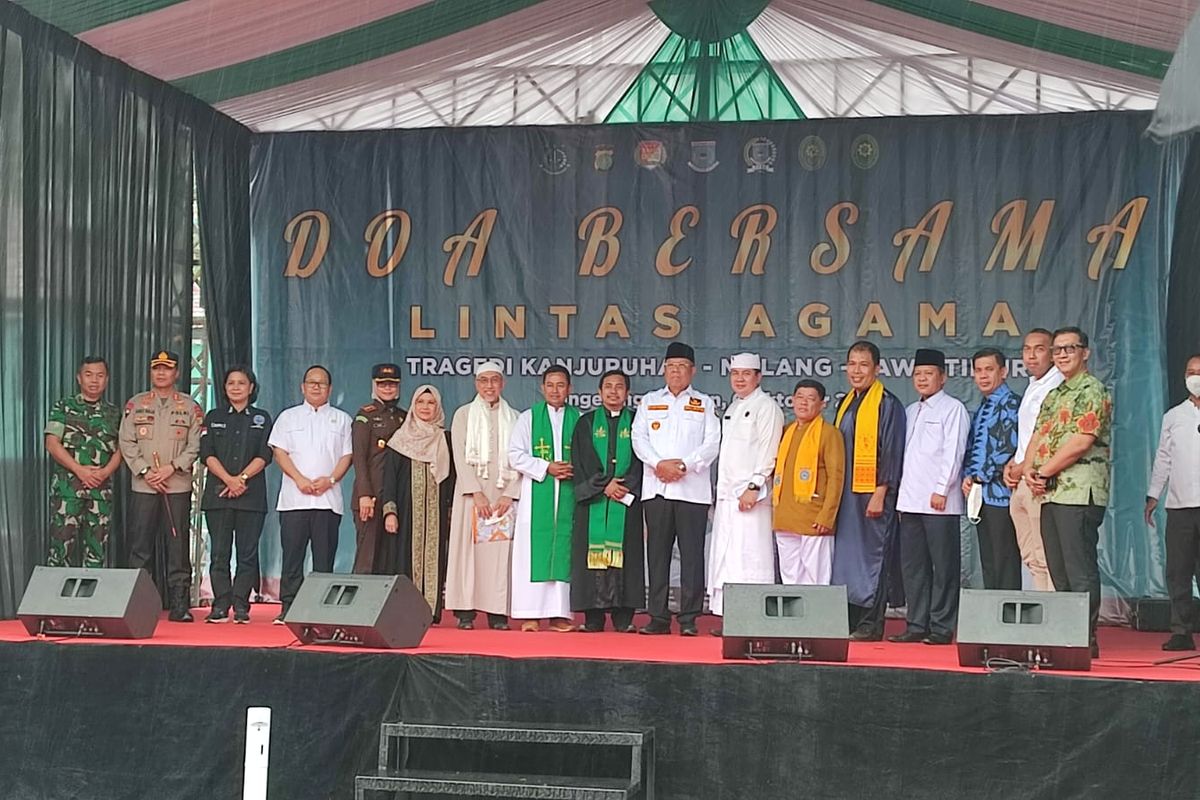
[530, 402, 580, 582]
[588, 408, 632, 570]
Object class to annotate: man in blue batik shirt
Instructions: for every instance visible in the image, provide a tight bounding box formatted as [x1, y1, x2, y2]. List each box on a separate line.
[962, 348, 1023, 590]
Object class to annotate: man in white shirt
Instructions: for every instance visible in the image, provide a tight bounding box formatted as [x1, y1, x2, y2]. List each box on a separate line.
[508, 366, 577, 632]
[632, 342, 721, 636]
[1146, 353, 1200, 651]
[707, 353, 784, 633]
[268, 365, 354, 623]
[1003, 328, 1064, 590]
[891, 349, 969, 645]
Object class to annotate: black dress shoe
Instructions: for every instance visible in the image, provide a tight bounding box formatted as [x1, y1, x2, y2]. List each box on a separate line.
[639, 621, 671, 635]
[710, 627, 723, 638]
[887, 630, 926, 643]
[849, 627, 883, 642]
[456, 619, 475, 630]
[580, 623, 604, 633]
[617, 624, 638, 634]
[679, 624, 698, 637]
[489, 621, 510, 631]
[1162, 634, 1196, 651]
[922, 632, 953, 645]
[169, 608, 194, 623]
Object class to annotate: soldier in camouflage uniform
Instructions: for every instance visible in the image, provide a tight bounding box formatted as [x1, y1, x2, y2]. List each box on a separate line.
[44, 356, 123, 568]
[351, 363, 407, 573]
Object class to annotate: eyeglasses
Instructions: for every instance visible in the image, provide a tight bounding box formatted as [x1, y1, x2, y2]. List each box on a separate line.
[303, 380, 329, 387]
[1051, 344, 1084, 355]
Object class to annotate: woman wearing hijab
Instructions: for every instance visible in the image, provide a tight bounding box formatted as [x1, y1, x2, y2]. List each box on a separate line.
[380, 385, 456, 621]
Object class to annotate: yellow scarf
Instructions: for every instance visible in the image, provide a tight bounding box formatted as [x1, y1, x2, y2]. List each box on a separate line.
[773, 417, 824, 505]
[835, 379, 884, 493]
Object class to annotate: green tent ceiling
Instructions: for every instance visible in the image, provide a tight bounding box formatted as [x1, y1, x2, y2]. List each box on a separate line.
[7, 0, 1194, 130]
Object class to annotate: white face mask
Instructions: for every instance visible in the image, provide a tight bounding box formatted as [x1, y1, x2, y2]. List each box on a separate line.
[1187, 375, 1200, 397]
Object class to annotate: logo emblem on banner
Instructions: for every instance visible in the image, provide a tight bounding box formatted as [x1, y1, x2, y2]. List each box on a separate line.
[688, 141, 719, 173]
[851, 134, 880, 170]
[538, 145, 571, 175]
[744, 137, 777, 173]
[635, 140, 667, 169]
[594, 145, 614, 172]
[798, 135, 827, 171]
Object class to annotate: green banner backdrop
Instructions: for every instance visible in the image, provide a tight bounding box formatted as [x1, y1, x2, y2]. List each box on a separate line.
[251, 111, 1182, 604]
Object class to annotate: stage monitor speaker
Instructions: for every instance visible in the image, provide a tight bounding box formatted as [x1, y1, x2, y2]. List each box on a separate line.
[17, 566, 160, 639]
[956, 589, 1091, 671]
[285, 573, 431, 649]
[721, 583, 849, 662]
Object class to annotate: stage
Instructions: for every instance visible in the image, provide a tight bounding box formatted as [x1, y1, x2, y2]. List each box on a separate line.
[2, 606, 1199, 683]
[3, 608, 1200, 800]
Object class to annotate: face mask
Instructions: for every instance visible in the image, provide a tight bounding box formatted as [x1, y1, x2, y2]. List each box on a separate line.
[1186, 375, 1200, 397]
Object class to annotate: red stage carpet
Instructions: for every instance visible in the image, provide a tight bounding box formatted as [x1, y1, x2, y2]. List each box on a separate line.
[3, 606, 1199, 683]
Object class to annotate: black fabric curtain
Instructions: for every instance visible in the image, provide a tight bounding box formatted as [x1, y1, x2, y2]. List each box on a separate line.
[1166, 133, 1200, 396]
[0, 2, 249, 617]
[195, 114, 252, 384]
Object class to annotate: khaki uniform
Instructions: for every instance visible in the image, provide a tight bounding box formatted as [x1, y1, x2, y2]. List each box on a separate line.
[119, 391, 204, 494]
[118, 390, 203, 597]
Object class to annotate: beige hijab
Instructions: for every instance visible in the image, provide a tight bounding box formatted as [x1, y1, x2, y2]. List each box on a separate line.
[386, 384, 451, 483]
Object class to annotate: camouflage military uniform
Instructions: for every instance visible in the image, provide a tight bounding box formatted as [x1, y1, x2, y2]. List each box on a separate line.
[45, 393, 121, 567]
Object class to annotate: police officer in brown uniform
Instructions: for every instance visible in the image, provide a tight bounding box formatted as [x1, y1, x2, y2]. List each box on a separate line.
[351, 363, 408, 573]
[118, 350, 203, 621]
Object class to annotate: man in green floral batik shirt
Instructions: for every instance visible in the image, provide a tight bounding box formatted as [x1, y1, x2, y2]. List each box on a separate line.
[1023, 327, 1113, 657]
[44, 356, 123, 567]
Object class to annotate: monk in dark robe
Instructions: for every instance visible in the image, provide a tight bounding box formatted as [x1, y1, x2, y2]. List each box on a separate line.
[830, 341, 907, 641]
[570, 370, 646, 632]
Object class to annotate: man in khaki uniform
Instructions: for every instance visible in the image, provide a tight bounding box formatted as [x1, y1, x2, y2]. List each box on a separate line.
[119, 349, 203, 621]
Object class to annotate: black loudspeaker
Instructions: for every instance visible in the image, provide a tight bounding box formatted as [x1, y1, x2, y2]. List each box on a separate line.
[1131, 597, 1200, 632]
[285, 573, 431, 648]
[18, 567, 161, 639]
[956, 589, 1091, 671]
[721, 583, 850, 662]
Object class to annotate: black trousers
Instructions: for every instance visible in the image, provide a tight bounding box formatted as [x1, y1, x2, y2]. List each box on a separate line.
[977, 503, 1023, 590]
[127, 491, 191, 591]
[643, 497, 708, 626]
[204, 508, 265, 613]
[1165, 507, 1200, 636]
[899, 513, 961, 637]
[584, 608, 635, 630]
[279, 509, 341, 607]
[1041, 502, 1104, 637]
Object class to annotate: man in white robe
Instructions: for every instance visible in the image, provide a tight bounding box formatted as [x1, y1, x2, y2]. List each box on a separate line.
[708, 353, 785, 632]
[444, 361, 520, 630]
[508, 366, 577, 631]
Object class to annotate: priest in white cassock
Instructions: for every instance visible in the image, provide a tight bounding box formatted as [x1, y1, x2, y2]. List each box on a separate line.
[507, 365, 579, 632]
[708, 353, 785, 634]
[445, 360, 521, 630]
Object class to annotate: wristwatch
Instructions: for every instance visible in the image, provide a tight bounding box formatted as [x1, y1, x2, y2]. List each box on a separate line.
[747, 482, 761, 492]
[138, 466, 150, 477]
[678, 461, 687, 473]
[239, 472, 250, 482]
